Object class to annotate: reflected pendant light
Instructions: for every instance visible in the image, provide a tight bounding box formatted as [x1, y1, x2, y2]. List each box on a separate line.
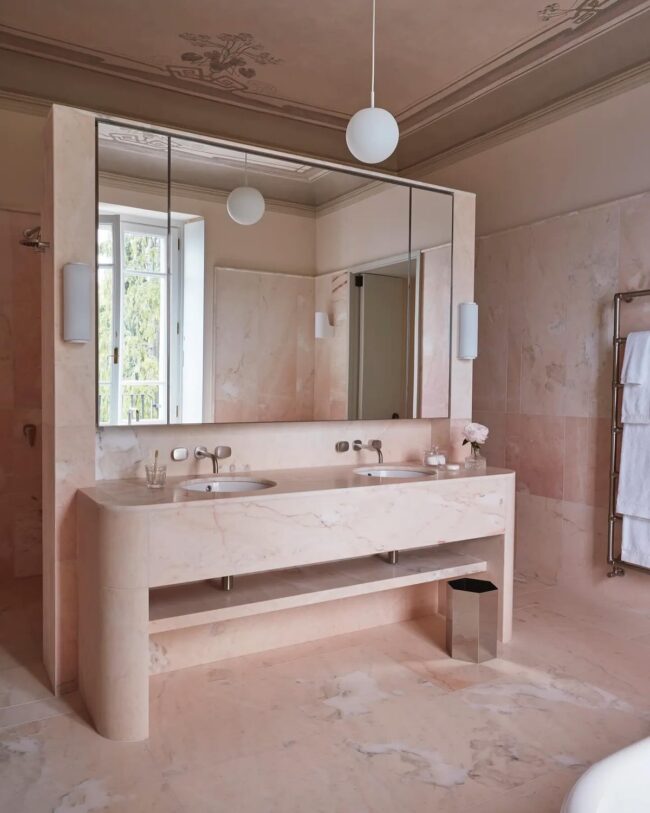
[226, 153, 266, 225]
[346, 0, 399, 164]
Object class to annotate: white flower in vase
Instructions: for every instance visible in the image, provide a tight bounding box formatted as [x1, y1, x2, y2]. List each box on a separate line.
[462, 422, 489, 470]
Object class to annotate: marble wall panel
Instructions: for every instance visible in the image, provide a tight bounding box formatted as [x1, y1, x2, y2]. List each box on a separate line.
[41, 107, 97, 692]
[0, 210, 42, 581]
[475, 193, 650, 601]
[212, 268, 315, 423]
[419, 245, 452, 418]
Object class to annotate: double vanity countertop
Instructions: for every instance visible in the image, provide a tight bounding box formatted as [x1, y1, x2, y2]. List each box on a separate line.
[80, 463, 514, 511]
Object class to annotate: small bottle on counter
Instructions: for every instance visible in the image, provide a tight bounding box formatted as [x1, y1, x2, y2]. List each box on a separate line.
[424, 446, 447, 467]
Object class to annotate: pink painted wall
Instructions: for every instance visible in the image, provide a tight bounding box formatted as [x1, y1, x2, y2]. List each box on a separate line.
[0, 210, 42, 580]
[425, 79, 650, 237]
[473, 192, 650, 602]
[315, 183, 453, 274]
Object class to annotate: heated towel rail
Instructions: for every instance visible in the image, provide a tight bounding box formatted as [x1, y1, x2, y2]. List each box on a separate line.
[608, 288, 650, 577]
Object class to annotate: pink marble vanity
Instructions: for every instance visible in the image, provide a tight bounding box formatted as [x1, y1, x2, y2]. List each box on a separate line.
[76, 464, 515, 740]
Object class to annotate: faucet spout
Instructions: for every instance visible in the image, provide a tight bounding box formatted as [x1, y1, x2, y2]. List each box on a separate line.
[195, 446, 217, 473]
[194, 445, 233, 474]
[353, 439, 383, 464]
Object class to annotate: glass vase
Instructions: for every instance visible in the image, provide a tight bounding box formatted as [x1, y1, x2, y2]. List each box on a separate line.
[464, 445, 486, 472]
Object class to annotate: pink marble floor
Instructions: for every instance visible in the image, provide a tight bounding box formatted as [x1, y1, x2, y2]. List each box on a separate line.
[1, 581, 649, 813]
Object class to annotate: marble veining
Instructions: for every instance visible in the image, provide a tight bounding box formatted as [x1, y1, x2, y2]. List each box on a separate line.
[2, 582, 649, 811]
[353, 742, 468, 788]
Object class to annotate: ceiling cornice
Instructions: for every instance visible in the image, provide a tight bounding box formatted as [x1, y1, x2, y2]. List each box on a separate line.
[403, 57, 650, 179]
[0, 87, 49, 115]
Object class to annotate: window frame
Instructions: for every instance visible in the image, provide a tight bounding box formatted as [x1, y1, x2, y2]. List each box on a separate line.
[97, 213, 182, 426]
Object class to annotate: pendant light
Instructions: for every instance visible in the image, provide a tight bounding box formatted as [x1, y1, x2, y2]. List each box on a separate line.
[226, 153, 266, 225]
[346, 0, 399, 164]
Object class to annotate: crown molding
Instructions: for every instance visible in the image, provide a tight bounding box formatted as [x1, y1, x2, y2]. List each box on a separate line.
[401, 58, 650, 179]
[0, 88, 50, 115]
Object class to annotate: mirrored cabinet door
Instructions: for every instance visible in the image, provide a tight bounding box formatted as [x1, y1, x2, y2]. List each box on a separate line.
[96, 120, 454, 427]
[97, 122, 170, 425]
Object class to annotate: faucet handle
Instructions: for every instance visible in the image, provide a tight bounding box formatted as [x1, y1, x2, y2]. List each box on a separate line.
[215, 445, 232, 460]
[369, 439, 382, 450]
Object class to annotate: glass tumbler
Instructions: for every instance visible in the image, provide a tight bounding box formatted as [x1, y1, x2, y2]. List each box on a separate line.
[145, 464, 167, 489]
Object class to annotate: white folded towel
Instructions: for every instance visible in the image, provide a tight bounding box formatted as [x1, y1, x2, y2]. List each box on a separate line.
[621, 384, 650, 424]
[622, 516, 650, 570]
[617, 332, 650, 567]
[621, 331, 650, 385]
[617, 424, 650, 519]
[621, 332, 650, 423]
[622, 384, 650, 424]
[617, 423, 650, 568]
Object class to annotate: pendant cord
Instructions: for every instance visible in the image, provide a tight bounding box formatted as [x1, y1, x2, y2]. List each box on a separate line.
[244, 152, 248, 186]
[370, 0, 376, 107]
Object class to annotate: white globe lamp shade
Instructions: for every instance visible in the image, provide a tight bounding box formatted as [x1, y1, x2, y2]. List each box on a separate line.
[346, 106, 399, 164]
[226, 186, 265, 225]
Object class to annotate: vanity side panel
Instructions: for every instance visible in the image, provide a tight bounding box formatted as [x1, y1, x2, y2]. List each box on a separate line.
[442, 474, 515, 642]
[450, 190, 475, 419]
[77, 494, 150, 740]
[148, 474, 513, 587]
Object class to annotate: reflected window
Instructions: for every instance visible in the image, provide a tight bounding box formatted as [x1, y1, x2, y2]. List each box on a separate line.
[97, 214, 176, 425]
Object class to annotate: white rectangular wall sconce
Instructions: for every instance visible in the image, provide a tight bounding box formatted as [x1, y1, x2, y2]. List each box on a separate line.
[315, 311, 334, 339]
[63, 262, 92, 343]
[458, 301, 478, 360]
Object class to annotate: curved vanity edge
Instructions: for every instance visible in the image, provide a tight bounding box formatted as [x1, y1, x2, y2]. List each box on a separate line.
[76, 490, 150, 742]
[77, 491, 150, 589]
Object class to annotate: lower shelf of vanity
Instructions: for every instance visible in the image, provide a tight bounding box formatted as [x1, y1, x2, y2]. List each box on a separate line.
[149, 545, 487, 633]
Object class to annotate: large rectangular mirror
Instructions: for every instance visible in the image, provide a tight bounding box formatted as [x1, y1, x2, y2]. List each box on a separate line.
[96, 121, 453, 426]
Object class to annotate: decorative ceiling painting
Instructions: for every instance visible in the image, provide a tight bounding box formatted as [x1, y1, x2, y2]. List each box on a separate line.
[1, 0, 650, 168]
[168, 32, 282, 96]
[538, 0, 613, 23]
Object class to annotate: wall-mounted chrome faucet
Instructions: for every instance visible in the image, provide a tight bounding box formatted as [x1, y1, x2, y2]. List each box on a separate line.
[353, 439, 383, 464]
[194, 445, 232, 474]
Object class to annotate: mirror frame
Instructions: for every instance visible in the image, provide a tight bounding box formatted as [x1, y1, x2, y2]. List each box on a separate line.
[95, 117, 457, 428]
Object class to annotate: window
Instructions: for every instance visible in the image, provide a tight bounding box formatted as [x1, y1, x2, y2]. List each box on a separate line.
[98, 215, 181, 425]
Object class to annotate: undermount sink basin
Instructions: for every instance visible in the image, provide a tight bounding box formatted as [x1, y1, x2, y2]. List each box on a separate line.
[354, 466, 436, 479]
[180, 477, 276, 494]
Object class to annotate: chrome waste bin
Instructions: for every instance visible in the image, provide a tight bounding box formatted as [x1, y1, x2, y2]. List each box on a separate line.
[446, 577, 498, 663]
